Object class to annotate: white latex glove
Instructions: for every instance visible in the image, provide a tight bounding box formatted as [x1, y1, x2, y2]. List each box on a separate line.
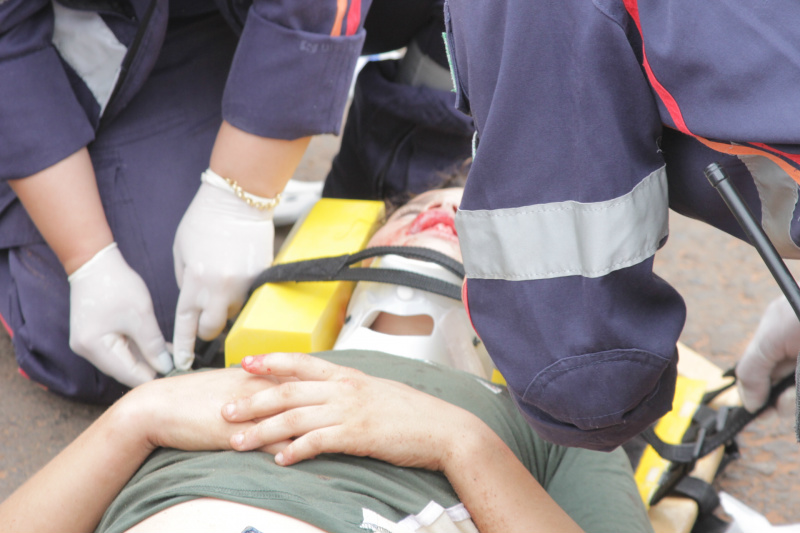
[69, 242, 173, 387]
[272, 179, 323, 226]
[737, 295, 799, 415]
[172, 170, 276, 370]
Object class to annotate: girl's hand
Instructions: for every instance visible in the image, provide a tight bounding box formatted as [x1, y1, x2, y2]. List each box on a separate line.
[221, 352, 487, 470]
[119, 367, 284, 453]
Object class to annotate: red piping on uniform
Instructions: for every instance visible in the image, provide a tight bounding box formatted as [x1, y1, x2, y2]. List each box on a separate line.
[0, 312, 12, 339]
[622, 2, 800, 186]
[345, 0, 361, 36]
[749, 142, 800, 166]
[461, 279, 480, 339]
[622, 0, 691, 135]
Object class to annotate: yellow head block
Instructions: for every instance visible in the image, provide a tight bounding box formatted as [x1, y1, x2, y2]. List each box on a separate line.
[225, 198, 385, 366]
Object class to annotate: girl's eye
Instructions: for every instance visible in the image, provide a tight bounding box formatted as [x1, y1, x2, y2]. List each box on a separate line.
[398, 208, 421, 218]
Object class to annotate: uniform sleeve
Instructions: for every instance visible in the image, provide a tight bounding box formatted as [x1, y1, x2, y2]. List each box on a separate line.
[222, 0, 371, 140]
[446, 0, 685, 450]
[0, 1, 95, 181]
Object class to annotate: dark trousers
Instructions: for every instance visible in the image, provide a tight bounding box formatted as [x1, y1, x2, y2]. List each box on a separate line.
[323, 0, 474, 203]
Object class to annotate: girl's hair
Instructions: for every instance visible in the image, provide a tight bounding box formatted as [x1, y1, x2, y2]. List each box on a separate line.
[384, 158, 471, 217]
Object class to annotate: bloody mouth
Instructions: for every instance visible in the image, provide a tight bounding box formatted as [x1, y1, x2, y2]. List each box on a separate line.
[409, 210, 457, 237]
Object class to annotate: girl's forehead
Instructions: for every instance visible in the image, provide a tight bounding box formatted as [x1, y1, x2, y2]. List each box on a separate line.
[407, 188, 463, 207]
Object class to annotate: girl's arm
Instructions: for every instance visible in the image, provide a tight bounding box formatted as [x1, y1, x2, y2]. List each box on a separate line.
[442, 423, 584, 533]
[224, 353, 585, 533]
[0, 368, 277, 533]
[0, 398, 154, 533]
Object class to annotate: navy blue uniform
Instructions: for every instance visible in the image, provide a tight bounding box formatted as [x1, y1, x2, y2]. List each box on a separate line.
[447, 0, 800, 450]
[0, 0, 472, 403]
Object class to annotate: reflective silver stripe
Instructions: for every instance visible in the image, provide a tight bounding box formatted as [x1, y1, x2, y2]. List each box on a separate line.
[455, 166, 669, 280]
[51, 1, 127, 115]
[739, 154, 800, 259]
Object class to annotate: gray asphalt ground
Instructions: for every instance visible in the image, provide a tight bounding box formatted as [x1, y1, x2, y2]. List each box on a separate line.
[2, 133, 800, 524]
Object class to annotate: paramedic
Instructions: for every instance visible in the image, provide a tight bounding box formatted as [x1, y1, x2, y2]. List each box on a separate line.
[0, 0, 473, 404]
[0, 188, 652, 533]
[444, 0, 800, 449]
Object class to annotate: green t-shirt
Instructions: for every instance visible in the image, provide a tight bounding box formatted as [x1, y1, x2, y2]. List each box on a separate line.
[96, 351, 652, 533]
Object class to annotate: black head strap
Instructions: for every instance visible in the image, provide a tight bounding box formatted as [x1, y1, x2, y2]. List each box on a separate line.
[248, 246, 464, 301]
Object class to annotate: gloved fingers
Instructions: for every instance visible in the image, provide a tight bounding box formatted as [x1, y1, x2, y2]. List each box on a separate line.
[173, 279, 203, 371]
[754, 296, 800, 366]
[76, 333, 157, 388]
[736, 376, 772, 414]
[121, 311, 173, 375]
[196, 295, 233, 341]
[736, 350, 777, 413]
[776, 386, 797, 419]
[173, 245, 186, 288]
[737, 351, 797, 413]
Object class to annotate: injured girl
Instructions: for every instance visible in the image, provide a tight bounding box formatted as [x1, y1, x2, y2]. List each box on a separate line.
[0, 188, 653, 533]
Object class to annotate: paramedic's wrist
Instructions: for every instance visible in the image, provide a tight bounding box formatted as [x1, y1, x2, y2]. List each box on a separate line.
[63, 235, 115, 276]
[201, 168, 281, 210]
[208, 120, 311, 198]
[7, 147, 114, 276]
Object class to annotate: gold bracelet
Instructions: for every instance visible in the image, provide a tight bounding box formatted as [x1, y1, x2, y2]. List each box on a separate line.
[220, 176, 281, 210]
[202, 169, 281, 210]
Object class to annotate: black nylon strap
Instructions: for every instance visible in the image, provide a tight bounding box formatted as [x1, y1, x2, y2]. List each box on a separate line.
[641, 372, 796, 464]
[670, 477, 721, 518]
[346, 246, 464, 278]
[248, 246, 464, 301]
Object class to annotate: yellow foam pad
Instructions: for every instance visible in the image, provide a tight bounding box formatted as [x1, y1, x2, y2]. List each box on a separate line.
[225, 198, 385, 366]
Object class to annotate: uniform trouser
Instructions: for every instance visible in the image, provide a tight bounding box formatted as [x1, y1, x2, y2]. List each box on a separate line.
[323, 0, 475, 203]
[0, 3, 473, 404]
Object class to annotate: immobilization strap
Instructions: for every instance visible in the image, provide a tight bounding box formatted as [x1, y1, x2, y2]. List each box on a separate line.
[641, 371, 795, 466]
[670, 476, 720, 518]
[247, 246, 464, 301]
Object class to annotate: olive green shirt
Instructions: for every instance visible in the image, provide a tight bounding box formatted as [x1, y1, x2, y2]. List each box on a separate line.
[96, 351, 652, 533]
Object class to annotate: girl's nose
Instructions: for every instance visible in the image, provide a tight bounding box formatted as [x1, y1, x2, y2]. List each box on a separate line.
[426, 200, 458, 214]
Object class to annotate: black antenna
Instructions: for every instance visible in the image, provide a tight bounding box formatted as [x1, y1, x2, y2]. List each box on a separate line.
[704, 161, 800, 441]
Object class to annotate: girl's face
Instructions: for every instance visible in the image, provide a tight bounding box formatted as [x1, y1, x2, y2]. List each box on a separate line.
[367, 188, 463, 262]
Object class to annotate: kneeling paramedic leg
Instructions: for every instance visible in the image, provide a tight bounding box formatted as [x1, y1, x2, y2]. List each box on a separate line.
[323, 0, 474, 202]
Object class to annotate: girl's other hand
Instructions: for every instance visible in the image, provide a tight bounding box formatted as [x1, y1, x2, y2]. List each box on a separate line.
[222, 353, 487, 471]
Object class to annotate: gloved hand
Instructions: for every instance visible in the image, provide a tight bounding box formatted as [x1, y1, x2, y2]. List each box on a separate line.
[69, 242, 173, 387]
[737, 295, 799, 415]
[172, 169, 276, 370]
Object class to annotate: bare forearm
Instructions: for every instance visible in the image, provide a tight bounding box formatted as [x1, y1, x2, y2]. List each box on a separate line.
[0, 402, 153, 533]
[443, 419, 584, 533]
[0, 368, 271, 533]
[8, 148, 113, 275]
[209, 121, 311, 198]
